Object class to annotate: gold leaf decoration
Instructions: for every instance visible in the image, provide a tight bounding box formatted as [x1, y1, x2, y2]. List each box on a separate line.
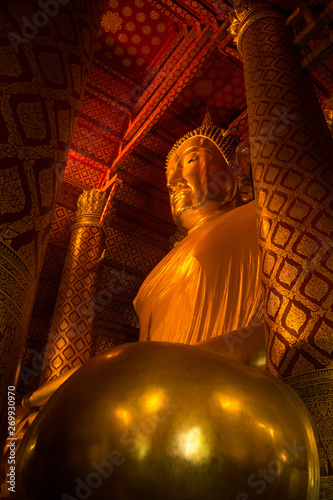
[131, 34, 141, 44]
[122, 7, 132, 17]
[101, 12, 123, 34]
[151, 36, 161, 46]
[142, 25, 152, 35]
[125, 22, 135, 31]
[150, 10, 160, 20]
[157, 23, 166, 33]
[118, 33, 128, 43]
[136, 12, 146, 22]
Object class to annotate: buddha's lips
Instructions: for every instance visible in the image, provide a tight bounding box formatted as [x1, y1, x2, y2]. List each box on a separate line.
[172, 188, 191, 205]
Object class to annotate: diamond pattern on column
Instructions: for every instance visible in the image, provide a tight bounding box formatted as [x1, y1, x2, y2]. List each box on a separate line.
[41, 193, 108, 384]
[240, 12, 333, 388]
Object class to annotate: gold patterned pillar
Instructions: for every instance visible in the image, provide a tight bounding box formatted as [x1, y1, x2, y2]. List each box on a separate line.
[40, 189, 112, 384]
[0, 0, 105, 454]
[230, 2, 333, 497]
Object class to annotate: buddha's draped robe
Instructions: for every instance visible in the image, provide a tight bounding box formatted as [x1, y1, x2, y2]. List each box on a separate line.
[134, 201, 263, 344]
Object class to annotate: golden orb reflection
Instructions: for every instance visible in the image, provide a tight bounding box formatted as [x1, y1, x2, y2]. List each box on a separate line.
[173, 426, 210, 463]
[114, 406, 132, 426]
[15, 342, 319, 500]
[142, 388, 166, 413]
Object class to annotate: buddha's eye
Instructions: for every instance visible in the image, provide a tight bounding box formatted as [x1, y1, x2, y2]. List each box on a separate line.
[185, 154, 198, 166]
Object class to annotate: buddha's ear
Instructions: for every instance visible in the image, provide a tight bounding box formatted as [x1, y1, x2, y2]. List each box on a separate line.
[235, 141, 251, 178]
[234, 142, 254, 204]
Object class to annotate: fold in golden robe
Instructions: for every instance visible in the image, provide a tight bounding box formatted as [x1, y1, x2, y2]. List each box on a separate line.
[134, 201, 263, 344]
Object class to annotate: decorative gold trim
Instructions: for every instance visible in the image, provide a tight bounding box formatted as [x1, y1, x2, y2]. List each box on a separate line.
[72, 218, 110, 240]
[229, 2, 286, 52]
[76, 189, 109, 218]
[74, 189, 112, 237]
[283, 368, 333, 390]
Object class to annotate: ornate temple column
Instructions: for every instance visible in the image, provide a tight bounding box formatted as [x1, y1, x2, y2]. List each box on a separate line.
[40, 188, 113, 384]
[0, 0, 105, 453]
[230, 2, 333, 497]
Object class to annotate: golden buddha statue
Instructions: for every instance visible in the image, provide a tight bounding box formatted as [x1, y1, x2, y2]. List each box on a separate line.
[134, 113, 265, 368]
[11, 0, 331, 495]
[12, 120, 320, 500]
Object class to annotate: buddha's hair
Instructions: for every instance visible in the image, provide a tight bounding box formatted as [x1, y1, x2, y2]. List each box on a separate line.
[166, 112, 239, 168]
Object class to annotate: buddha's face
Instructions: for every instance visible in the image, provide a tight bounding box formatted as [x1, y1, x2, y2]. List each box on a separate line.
[166, 136, 238, 231]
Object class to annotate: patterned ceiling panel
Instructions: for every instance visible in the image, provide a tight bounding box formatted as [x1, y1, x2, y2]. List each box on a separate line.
[101, 266, 144, 300]
[18, 321, 50, 392]
[80, 92, 129, 135]
[71, 117, 120, 163]
[229, 110, 249, 142]
[96, 0, 177, 83]
[134, 32, 195, 112]
[155, 0, 219, 26]
[135, 144, 165, 167]
[25, 316, 51, 344]
[313, 62, 333, 97]
[156, 109, 196, 140]
[40, 244, 68, 281]
[122, 27, 220, 146]
[139, 130, 173, 158]
[47, 205, 75, 247]
[121, 153, 167, 191]
[34, 278, 60, 315]
[65, 150, 108, 188]
[114, 182, 173, 224]
[57, 179, 84, 212]
[98, 299, 140, 329]
[173, 49, 246, 127]
[87, 63, 135, 103]
[313, 82, 331, 106]
[114, 201, 175, 240]
[105, 226, 167, 273]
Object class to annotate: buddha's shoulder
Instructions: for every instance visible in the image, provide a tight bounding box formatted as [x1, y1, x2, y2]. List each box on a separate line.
[199, 202, 257, 242]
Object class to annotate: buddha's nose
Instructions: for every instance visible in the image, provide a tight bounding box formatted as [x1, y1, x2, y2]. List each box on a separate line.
[167, 166, 182, 189]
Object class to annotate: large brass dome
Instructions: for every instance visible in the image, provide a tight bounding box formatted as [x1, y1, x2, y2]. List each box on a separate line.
[15, 342, 319, 499]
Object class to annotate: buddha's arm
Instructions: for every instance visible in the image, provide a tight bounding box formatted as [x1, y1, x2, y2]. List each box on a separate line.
[195, 322, 266, 370]
[21, 366, 80, 409]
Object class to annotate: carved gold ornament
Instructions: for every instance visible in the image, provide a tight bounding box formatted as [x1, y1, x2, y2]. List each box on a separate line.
[101, 12, 123, 34]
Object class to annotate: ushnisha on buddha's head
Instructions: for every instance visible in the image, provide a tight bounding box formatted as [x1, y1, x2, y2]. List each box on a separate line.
[166, 113, 241, 232]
